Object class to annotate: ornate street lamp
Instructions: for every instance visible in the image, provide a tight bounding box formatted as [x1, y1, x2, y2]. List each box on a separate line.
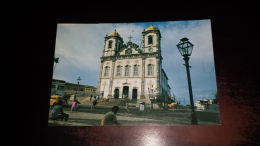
[53, 57, 59, 72]
[148, 85, 156, 109]
[148, 87, 151, 99]
[176, 37, 198, 125]
[75, 77, 81, 100]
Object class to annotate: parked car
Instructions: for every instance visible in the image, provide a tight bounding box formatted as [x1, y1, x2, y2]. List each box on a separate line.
[50, 95, 67, 107]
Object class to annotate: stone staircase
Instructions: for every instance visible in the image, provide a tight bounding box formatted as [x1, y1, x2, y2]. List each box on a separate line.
[75, 97, 161, 108]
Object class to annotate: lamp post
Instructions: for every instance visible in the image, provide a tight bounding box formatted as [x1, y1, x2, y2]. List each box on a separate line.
[53, 57, 59, 72]
[148, 87, 151, 109]
[75, 77, 81, 100]
[176, 37, 198, 125]
[148, 88, 150, 99]
[148, 85, 156, 109]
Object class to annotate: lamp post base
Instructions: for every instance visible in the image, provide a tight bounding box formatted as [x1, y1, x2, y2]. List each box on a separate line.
[140, 95, 145, 99]
[191, 112, 198, 125]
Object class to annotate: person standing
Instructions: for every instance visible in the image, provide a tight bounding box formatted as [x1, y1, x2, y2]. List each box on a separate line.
[125, 101, 130, 113]
[63, 95, 69, 107]
[50, 101, 69, 121]
[100, 106, 120, 126]
[90, 94, 92, 101]
[91, 96, 97, 110]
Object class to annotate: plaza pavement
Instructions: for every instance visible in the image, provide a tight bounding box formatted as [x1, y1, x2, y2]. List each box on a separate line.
[48, 99, 221, 126]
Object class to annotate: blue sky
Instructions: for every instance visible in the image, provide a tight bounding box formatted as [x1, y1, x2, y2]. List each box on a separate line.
[53, 20, 217, 105]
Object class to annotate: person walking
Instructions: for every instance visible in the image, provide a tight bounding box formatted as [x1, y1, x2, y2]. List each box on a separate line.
[125, 101, 130, 113]
[71, 99, 81, 111]
[90, 94, 92, 101]
[91, 96, 97, 110]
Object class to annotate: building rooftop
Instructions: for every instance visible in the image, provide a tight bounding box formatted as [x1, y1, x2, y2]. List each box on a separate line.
[109, 29, 121, 37]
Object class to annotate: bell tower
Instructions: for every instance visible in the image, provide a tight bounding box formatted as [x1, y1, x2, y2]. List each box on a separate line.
[103, 29, 124, 56]
[141, 24, 162, 54]
[141, 24, 163, 96]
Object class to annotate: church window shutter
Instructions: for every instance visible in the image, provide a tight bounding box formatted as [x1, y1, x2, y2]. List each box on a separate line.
[125, 65, 130, 76]
[108, 40, 113, 48]
[148, 64, 153, 75]
[104, 66, 109, 77]
[134, 65, 138, 76]
[148, 35, 153, 44]
[116, 66, 121, 76]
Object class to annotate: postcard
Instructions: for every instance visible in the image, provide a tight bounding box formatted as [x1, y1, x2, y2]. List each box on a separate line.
[49, 20, 220, 126]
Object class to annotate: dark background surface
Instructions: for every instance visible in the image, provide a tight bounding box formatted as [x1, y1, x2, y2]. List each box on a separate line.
[8, 3, 259, 145]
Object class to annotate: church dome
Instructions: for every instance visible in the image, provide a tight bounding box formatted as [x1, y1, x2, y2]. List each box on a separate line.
[145, 24, 158, 31]
[109, 29, 121, 37]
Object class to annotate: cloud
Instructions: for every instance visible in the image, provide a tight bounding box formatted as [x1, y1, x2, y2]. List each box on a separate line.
[160, 19, 214, 61]
[55, 24, 112, 70]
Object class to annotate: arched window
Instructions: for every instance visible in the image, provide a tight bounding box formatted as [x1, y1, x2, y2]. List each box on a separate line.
[148, 64, 153, 75]
[108, 40, 113, 48]
[104, 66, 109, 77]
[148, 35, 153, 44]
[125, 65, 130, 76]
[116, 66, 121, 76]
[133, 65, 138, 76]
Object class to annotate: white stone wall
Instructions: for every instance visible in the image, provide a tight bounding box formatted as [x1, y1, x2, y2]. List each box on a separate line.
[99, 56, 157, 99]
[145, 78, 157, 93]
[113, 59, 142, 77]
[112, 77, 142, 99]
[99, 79, 110, 98]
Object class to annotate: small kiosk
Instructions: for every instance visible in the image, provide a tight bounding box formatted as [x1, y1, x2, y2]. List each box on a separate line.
[139, 102, 145, 111]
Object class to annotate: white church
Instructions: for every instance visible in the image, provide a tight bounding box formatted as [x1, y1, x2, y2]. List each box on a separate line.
[96, 24, 171, 102]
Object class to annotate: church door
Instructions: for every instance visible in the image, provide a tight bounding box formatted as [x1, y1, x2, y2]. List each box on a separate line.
[132, 89, 137, 99]
[122, 86, 129, 98]
[114, 89, 119, 99]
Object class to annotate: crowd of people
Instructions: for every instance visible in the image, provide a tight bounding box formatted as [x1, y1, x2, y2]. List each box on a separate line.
[50, 95, 124, 126]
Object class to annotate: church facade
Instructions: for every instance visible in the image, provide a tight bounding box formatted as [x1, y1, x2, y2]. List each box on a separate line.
[96, 24, 171, 101]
